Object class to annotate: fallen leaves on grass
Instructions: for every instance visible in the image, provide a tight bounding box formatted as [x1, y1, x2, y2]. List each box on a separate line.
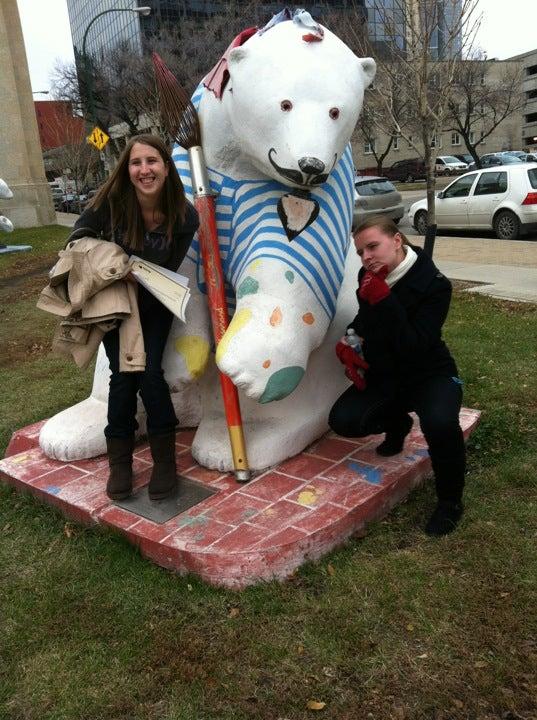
[306, 700, 326, 711]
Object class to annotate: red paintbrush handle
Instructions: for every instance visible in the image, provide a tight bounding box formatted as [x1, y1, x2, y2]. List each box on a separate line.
[194, 196, 229, 342]
[194, 195, 249, 475]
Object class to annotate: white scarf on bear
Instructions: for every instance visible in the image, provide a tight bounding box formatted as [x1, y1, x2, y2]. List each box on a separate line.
[385, 244, 418, 288]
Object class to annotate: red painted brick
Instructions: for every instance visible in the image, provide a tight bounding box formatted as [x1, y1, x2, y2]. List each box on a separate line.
[274, 454, 335, 480]
[128, 518, 174, 543]
[73, 455, 110, 473]
[250, 499, 312, 530]
[205, 492, 270, 525]
[169, 517, 236, 549]
[241, 471, 306, 501]
[285, 477, 343, 508]
[251, 525, 309, 550]
[4, 421, 46, 456]
[56, 472, 107, 500]
[99, 504, 140, 530]
[177, 450, 196, 472]
[0, 449, 69, 483]
[31, 465, 89, 491]
[320, 459, 371, 484]
[176, 428, 196, 446]
[210, 523, 270, 551]
[305, 436, 359, 461]
[328, 480, 381, 509]
[291, 502, 349, 534]
[182, 465, 228, 485]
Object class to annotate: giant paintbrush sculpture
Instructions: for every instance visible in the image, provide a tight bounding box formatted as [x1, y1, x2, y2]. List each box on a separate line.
[152, 52, 250, 482]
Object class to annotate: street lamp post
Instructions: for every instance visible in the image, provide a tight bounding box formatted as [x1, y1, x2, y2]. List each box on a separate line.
[81, 6, 151, 127]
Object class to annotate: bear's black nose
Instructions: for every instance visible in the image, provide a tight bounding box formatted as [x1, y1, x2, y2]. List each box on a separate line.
[298, 157, 325, 175]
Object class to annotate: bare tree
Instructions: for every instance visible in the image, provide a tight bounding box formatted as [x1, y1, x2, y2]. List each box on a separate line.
[331, 0, 481, 253]
[355, 68, 415, 174]
[446, 55, 524, 166]
[41, 103, 99, 195]
[51, 0, 275, 151]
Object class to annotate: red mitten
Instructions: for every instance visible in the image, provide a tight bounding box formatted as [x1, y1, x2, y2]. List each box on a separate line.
[358, 265, 390, 305]
[335, 341, 369, 390]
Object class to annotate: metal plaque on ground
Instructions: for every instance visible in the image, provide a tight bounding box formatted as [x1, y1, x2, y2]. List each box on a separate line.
[115, 476, 216, 523]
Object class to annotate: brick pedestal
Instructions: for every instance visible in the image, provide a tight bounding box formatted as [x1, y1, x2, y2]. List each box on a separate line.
[0, 410, 480, 589]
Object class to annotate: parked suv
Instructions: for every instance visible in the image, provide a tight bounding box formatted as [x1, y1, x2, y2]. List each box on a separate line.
[384, 158, 426, 183]
[408, 163, 537, 239]
[435, 155, 468, 175]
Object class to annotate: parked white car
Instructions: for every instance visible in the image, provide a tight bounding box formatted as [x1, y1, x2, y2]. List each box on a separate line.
[408, 163, 537, 240]
[435, 155, 468, 175]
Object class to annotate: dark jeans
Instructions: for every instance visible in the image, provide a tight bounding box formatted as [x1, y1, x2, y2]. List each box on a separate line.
[328, 375, 465, 503]
[103, 288, 177, 439]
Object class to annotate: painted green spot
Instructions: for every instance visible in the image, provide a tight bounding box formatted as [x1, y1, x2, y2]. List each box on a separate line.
[259, 366, 305, 403]
[285, 270, 295, 283]
[237, 276, 259, 299]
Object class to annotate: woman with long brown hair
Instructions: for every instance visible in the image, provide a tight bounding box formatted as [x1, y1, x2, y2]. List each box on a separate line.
[71, 134, 199, 501]
[329, 216, 466, 536]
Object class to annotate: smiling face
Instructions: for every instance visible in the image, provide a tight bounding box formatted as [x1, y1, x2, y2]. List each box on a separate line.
[354, 226, 405, 274]
[128, 142, 169, 203]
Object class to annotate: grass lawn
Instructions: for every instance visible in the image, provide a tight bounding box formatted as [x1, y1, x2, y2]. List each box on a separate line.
[1, 227, 536, 720]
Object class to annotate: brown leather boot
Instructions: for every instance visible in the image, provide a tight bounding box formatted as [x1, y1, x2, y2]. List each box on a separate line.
[106, 437, 134, 500]
[148, 432, 177, 500]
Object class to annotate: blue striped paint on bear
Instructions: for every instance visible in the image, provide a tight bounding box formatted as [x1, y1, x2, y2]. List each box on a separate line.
[171, 83, 354, 320]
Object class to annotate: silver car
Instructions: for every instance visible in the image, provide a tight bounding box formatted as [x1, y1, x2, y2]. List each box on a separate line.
[352, 175, 405, 228]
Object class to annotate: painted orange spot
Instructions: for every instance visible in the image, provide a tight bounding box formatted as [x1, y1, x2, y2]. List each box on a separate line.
[270, 306, 283, 327]
[302, 312, 315, 325]
[262, 359, 271, 369]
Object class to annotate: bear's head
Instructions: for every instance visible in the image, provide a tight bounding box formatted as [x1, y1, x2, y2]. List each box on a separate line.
[224, 19, 375, 188]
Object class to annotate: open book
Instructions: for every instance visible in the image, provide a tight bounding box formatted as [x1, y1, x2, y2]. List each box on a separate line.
[129, 255, 190, 322]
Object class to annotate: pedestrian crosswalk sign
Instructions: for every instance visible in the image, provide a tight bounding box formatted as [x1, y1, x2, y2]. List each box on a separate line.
[87, 126, 109, 151]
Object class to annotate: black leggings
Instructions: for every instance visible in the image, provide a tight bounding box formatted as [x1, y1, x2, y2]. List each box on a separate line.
[329, 375, 465, 503]
[103, 289, 177, 439]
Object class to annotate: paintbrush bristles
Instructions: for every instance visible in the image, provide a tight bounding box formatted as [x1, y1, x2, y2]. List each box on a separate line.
[152, 52, 202, 149]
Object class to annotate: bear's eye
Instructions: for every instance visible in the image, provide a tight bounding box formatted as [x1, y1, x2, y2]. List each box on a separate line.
[329, 107, 340, 120]
[280, 100, 293, 112]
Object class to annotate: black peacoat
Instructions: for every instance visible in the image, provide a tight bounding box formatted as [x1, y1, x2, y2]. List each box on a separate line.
[348, 245, 458, 395]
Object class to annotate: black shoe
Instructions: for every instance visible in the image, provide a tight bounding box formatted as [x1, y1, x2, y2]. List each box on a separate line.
[376, 414, 413, 457]
[106, 437, 134, 500]
[148, 431, 177, 501]
[425, 501, 464, 537]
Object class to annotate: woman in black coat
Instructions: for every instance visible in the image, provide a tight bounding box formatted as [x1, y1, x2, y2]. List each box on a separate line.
[329, 216, 465, 536]
[71, 134, 199, 502]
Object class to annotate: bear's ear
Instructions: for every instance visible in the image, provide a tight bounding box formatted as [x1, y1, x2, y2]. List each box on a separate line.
[359, 57, 377, 88]
[228, 47, 249, 68]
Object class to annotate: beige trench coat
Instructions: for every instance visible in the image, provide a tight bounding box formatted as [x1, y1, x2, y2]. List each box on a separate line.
[37, 237, 145, 371]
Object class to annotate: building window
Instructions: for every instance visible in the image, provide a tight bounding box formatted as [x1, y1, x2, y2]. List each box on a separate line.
[393, 135, 399, 150]
[407, 135, 413, 148]
[526, 64, 537, 77]
[469, 131, 475, 143]
[480, 130, 486, 144]
[451, 132, 461, 146]
[431, 134, 441, 149]
[364, 139, 376, 154]
[525, 112, 537, 123]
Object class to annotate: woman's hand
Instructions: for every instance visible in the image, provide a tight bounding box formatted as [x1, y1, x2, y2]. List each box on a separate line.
[335, 340, 369, 391]
[358, 265, 390, 305]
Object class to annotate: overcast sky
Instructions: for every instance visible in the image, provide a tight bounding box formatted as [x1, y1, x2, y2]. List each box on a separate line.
[16, 0, 537, 94]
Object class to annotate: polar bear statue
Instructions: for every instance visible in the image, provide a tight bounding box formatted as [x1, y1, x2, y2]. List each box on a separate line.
[39, 9, 376, 471]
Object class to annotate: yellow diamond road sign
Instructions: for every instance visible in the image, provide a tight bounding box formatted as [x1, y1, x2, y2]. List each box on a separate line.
[87, 126, 109, 151]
